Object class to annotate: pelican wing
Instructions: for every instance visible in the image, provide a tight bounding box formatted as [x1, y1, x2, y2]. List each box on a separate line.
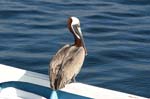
[55, 46, 85, 89]
[49, 44, 70, 89]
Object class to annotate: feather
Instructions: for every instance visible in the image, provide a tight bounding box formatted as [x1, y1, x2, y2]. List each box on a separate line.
[49, 45, 85, 90]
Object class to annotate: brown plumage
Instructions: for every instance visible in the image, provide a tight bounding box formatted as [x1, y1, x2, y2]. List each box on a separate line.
[49, 17, 87, 90]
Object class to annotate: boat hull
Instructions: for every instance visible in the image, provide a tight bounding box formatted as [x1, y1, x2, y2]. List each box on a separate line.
[0, 64, 148, 99]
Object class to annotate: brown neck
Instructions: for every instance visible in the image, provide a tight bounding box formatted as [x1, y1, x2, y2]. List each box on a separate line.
[74, 35, 82, 47]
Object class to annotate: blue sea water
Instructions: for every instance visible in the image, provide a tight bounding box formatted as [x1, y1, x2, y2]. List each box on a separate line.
[0, 0, 150, 98]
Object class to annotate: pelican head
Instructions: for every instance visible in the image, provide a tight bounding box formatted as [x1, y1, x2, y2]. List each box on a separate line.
[67, 17, 87, 55]
[68, 17, 81, 38]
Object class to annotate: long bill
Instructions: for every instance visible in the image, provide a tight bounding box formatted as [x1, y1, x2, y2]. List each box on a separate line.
[72, 25, 88, 56]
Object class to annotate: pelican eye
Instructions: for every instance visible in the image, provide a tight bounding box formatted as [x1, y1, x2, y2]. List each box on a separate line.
[73, 24, 80, 27]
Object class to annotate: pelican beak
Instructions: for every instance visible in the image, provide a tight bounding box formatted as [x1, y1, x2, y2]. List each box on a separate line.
[72, 25, 88, 56]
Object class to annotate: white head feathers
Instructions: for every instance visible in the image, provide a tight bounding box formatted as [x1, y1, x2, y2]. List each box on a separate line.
[71, 17, 80, 26]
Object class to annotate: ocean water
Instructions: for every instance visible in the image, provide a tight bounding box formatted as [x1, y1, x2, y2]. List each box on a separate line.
[0, 0, 150, 97]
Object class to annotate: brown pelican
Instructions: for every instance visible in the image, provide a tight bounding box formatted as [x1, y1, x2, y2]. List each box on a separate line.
[49, 16, 87, 90]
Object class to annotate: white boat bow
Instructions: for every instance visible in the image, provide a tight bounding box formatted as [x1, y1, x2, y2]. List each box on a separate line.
[0, 64, 148, 99]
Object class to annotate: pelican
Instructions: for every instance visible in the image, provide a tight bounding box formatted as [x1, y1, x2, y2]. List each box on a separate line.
[49, 16, 87, 90]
